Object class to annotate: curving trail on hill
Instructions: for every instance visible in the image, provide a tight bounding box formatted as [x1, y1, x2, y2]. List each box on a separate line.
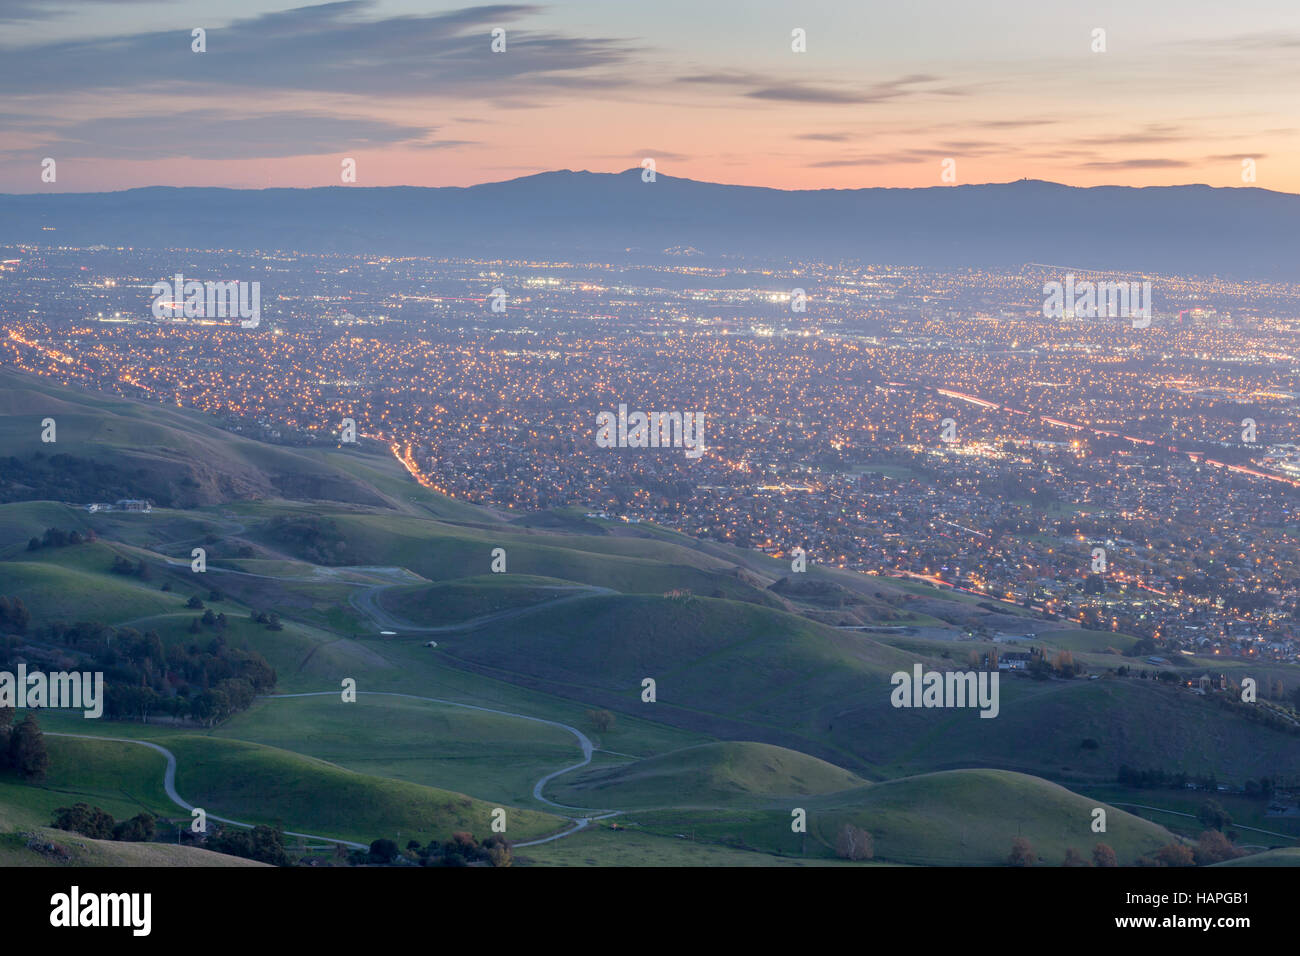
[152, 552, 614, 638]
[47, 688, 620, 853]
[261, 690, 621, 846]
[347, 582, 614, 634]
[45, 731, 368, 849]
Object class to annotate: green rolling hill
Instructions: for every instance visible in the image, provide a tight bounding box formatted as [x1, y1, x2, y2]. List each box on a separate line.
[552, 741, 866, 808]
[1, 369, 1297, 867]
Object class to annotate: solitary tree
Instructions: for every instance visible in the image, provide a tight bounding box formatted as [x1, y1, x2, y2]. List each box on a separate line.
[835, 823, 874, 861]
[1194, 830, 1243, 865]
[9, 714, 49, 781]
[0, 705, 13, 758]
[113, 813, 157, 842]
[1092, 843, 1118, 867]
[1197, 799, 1232, 831]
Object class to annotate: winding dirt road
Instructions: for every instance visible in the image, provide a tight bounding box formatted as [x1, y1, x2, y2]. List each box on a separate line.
[47, 687, 619, 853]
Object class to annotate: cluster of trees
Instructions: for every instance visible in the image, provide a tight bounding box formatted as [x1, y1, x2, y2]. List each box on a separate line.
[0, 452, 160, 505]
[357, 832, 513, 867]
[1026, 646, 1084, 679]
[0, 596, 31, 635]
[1115, 765, 1259, 794]
[27, 526, 95, 551]
[1133, 832, 1245, 867]
[1196, 799, 1234, 830]
[1062, 845, 1117, 867]
[205, 823, 290, 866]
[1209, 692, 1300, 736]
[186, 607, 231, 634]
[1012, 831, 1245, 867]
[109, 555, 151, 579]
[52, 803, 157, 842]
[0, 711, 49, 780]
[265, 515, 352, 565]
[586, 709, 615, 733]
[1110, 665, 1181, 683]
[1011, 839, 1231, 868]
[5, 622, 276, 726]
[1126, 637, 1161, 658]
[1012, 840, 1120, 867]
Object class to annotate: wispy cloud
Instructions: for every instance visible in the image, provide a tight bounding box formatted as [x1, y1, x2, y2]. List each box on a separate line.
[680, 70, 952, 106]
[0, 110, 437, 161]
[0, 0, 171, 24]
[0, 1, 642, 99]
[1078, 158, 1193, 170]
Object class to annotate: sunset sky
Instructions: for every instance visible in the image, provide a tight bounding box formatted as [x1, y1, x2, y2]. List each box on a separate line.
[3, 0, 1300, 193]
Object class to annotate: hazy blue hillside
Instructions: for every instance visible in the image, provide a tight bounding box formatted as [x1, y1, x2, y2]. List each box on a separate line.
[4, 172, 1300, 277]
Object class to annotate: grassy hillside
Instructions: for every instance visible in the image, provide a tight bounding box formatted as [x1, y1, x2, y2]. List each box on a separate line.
[517, 819, 873, 867]
[0, 827, 268, 866]
[165, 735, 564, 845]
[430, 591, 920, 768]
[376, 576, 583, 627]
[0, 556, 181, 623]
[249, 509, 786, 605]
[0, 736, 176, 830]
[623, 769, 1177, 866]
[217, 693, 579, 808]
[552, 742, 865, 808]
[0, 368, 460, 514]
[3, 370, 1297, 867]
[428, 592, 1300, 784]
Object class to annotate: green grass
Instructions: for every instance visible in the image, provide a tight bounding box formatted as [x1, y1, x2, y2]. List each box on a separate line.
[865, 675, 1300, 786]
[0, 736, 175, 829]
[376, 576, 577, 627]
[165, 735, 564, 845]
[0, 827, 268, 866]
[518, 819, 873, 866]
[216, 694, 579, 809]
[253, 509, 784, 606]
[1083, 784, 1300, 841]
[552, 742, 865, 809]
[422, 592, 1300, 786]
[336, 637, 713, 759]
[0, 501, 95, 555]
[108, 610, 390, 693]
[626, 769, 1176, 866]
[428, 591, 921, 772]
[0, 556, 182, 624]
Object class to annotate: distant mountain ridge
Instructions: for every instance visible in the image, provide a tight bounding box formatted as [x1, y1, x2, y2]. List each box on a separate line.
[3, 170, 1299, 278]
